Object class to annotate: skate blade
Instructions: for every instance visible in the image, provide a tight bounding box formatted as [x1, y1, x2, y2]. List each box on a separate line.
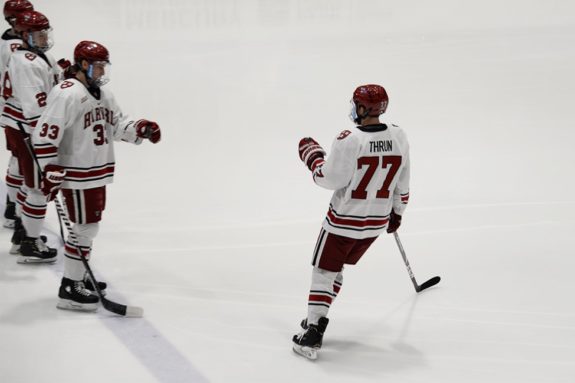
[3, 219, 15, 229]
[17, 255, 57, 264]
[56, 299, 98, 312]
[293, 345, 318, 360]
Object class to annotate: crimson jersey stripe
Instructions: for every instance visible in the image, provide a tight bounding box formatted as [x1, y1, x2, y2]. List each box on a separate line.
[3, 104, 25, 120]
[66, 165, 115, 181]
[401, 192, 409, 203]
[5, 174, 23, 187]
[34, 144, 58, 158]
[326, 208, 389, 228]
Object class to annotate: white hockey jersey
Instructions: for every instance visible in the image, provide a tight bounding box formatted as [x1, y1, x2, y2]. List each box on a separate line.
[313, 123, 410, 239]
[0, 47, 59, 133]
[32, 78, 143, 190]
[0, 29, 22, 110]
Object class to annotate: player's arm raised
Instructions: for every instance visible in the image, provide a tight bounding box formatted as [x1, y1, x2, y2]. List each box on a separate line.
[298, 133, 355, 190]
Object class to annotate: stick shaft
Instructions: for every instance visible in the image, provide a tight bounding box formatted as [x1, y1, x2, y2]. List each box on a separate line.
[393, 232, 420, 292]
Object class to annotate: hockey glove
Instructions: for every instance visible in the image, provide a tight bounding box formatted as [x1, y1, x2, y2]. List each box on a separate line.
[387, 210, 402, 233]
[42, 165, 66, 201]
[57, 59, 77, 80]
[135, 119, 161, 144]
[57, 58, 71, 70]
[298, 137, 325, 171]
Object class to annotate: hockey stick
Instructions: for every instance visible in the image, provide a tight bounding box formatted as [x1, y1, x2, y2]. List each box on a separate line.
[54, 196, 143, 317]
[15, 122, 65, 243]
[17, 122, 143, 317]
[56, 207, 65, 244]
[393, 232, 440, 293]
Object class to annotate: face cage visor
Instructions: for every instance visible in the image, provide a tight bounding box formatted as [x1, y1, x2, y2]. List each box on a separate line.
[27, 27, 53, 52]
[87, 61, 111, 87]
[349, 99, 359, 124]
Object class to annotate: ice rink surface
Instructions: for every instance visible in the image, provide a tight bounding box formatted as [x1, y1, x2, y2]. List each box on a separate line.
[1, 0, 574, 382]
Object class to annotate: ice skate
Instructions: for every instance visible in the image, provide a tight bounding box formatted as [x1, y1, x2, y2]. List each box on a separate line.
[3, 199, 16, 228]
[17, 236, 57, 264]
[84, 273, 107, 296]
[11, 232, 49, 255]
[9, 218, 24, 254]
[9, 218, 48, 255]
[56, 277, 99, 312]
[292, 317, 329, 360]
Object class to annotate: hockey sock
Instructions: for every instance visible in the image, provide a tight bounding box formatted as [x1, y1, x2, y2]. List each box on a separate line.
[21, 189, 47, 238]
[332, 271, 343, 300]
[15, 187, 27, 218]
[5, 175, 22, 204]
[64, 223, 98, 280]
[63, 249, 89, 280]
[307, 267, 338, 325]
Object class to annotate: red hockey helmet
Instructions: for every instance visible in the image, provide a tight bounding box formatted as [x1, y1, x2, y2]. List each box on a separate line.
[3, 0, 33, 21]
[74, 41, 110, 64]
[352, 84, 389, 116]
[13, 10, 49, 33]
[74, 41, 111, 87]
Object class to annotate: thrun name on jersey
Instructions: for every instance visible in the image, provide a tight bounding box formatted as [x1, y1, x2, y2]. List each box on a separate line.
[369, 140, 392, 152]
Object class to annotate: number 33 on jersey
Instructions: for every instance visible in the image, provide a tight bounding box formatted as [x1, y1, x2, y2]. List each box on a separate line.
[32, 78, 145, 190]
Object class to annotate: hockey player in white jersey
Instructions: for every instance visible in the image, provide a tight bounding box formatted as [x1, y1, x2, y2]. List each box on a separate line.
[0, 0, 34, 228]
[293, 84, 410, 360]
[1, 9, 59, 263]
[32, 40, 161, 311]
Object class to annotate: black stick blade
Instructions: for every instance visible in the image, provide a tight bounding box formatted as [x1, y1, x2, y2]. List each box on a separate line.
[417, 276, 441, 292]
[102, 297, 144, 317]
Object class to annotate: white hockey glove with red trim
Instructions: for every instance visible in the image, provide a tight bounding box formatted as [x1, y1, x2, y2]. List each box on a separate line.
[42, 164, 66, 201]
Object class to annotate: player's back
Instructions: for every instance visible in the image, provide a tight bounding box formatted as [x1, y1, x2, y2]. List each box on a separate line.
[346, 123, 408, 201]
[322, 122, 410, 239]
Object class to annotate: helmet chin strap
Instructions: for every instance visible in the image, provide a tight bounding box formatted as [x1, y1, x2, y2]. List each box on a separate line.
[79, 63, 99, 89]
[26, 34, 42, 53]
[351, 102, 369, 125]
[86, 64, 96, 84]
[74, 64, 98, 94]
[354, 109, 370, 125]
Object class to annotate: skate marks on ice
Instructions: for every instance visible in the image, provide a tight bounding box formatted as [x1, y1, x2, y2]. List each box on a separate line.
[294, 295, 428, 374]
[0, 241, 208, 383]
[0, 201, 208, 383]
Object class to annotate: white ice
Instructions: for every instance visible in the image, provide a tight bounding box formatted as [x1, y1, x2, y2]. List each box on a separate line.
[1, 0, 574, 382]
